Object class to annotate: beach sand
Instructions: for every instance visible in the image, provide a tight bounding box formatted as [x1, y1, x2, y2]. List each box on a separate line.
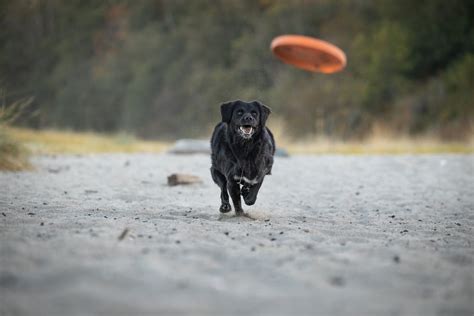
[1, 154, 473, 315]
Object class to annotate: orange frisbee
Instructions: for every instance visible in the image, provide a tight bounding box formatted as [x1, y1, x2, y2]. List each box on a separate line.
[271, 35, 346, 74]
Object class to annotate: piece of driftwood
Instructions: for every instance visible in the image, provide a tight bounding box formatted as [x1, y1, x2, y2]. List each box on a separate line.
[118, 228, 129, 241]
[167, 173, 202, 186]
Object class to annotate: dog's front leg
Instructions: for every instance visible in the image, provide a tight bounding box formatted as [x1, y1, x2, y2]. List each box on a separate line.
[242, 179, 264, 206]
[227, 180, 244, 215]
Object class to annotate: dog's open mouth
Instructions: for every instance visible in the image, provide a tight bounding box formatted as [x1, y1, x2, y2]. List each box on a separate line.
[238, 125, 255, 138]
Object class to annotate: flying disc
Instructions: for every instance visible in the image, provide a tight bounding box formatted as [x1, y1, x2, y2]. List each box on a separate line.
[271, 35, 346, 73]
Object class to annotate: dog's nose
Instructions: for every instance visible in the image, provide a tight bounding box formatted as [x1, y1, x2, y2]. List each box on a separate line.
[242, 114, 253, 123]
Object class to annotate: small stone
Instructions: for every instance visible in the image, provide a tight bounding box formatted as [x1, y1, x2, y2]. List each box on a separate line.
[329, 276, 345, 287]
[393, 255, 400, 263]
[167, 173, 202, 186]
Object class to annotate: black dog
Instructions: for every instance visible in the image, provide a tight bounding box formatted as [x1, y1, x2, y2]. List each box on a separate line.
[210, 100, 275, 215]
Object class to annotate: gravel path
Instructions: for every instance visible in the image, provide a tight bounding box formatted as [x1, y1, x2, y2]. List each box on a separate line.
[1, 154, 473, 316]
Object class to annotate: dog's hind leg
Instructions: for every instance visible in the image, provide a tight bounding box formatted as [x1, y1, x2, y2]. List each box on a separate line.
[265, 156, 274, 175]
[211, 167, 231, 213]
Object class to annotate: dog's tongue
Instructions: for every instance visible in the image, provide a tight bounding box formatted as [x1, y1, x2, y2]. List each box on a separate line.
[240, 126, 253, 134]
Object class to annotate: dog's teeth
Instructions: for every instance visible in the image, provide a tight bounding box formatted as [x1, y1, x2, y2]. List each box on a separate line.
[239, 126, 253, 135]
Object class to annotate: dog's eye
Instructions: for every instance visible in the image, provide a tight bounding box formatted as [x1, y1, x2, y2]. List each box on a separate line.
[237, 110, 243, 116]
[251, 111, 257, 116]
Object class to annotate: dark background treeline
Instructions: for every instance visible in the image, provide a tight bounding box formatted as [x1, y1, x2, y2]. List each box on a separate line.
[1, 0, 473, 140]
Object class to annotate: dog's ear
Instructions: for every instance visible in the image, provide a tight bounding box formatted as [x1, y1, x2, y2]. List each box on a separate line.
[253, 101, 271, 127]
[220, 101, 235, 124]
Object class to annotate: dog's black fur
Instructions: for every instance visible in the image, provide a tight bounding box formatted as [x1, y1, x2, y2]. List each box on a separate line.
[210, 100, 275, 214]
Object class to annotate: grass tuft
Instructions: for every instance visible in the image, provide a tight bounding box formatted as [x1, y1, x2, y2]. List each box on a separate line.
[0, 128, 31, 170]
[0, 97, 33, 171]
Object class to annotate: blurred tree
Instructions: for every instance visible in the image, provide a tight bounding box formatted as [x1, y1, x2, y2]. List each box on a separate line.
[0, 0, 472, 139]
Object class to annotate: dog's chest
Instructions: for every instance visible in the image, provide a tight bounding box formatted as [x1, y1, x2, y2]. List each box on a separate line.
[233, 174, 259, 185]
[232, 161, 261, 185]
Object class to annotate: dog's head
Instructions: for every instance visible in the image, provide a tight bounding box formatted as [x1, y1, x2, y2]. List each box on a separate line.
[220, 100, 271, 140]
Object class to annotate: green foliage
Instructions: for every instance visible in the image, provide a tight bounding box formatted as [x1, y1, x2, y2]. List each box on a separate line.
[422, 53, 474, 137]
[352, 22, 412, 113]
[0, 0, 472, 139]
[376, 0, 474, 78]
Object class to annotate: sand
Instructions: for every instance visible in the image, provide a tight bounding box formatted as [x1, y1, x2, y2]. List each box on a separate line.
[1, 153, 473, 315]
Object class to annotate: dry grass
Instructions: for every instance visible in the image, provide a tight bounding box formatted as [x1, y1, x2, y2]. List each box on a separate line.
[5, 126, 473, 157]
[7, 127, 170, 154]
[270, 119, 474, 155]
[282, 137, 473, 155]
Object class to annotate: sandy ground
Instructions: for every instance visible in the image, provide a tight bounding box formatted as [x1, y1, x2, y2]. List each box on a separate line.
[1, 153, 473, 316]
